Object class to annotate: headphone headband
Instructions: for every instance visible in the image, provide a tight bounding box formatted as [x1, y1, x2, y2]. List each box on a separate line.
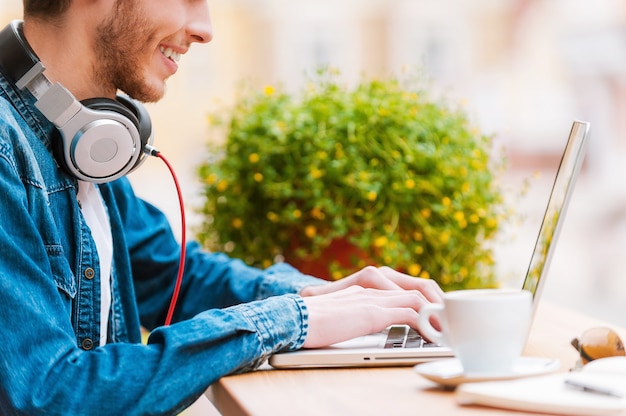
[0, 20, 41, 86]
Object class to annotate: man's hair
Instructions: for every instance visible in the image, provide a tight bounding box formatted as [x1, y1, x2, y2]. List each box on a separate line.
[23, 0, 71, 18]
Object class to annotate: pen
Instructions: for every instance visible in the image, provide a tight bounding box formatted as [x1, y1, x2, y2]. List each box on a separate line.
[564, 379, 624, 398]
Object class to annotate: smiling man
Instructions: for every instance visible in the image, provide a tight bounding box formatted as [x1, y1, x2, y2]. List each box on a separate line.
[0, 1, 443, 414]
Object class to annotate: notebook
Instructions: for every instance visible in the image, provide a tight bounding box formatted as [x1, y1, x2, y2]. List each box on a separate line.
[269, 120, 591, 369]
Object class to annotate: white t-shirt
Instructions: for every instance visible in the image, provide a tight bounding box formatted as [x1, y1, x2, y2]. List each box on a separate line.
[77, 181, 113, 347]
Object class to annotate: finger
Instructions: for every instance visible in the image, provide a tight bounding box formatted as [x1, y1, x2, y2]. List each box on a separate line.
[301, 266, 401, 296]
[344, 266, 403, 290]
[377, 266, 444, 303]
[316, 287, 432, 315]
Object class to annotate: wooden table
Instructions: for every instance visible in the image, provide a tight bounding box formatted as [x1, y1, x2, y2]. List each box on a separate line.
[209, 301, 626, 415]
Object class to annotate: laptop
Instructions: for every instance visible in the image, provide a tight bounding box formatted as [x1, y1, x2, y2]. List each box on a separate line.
[269, 120, 590, 369]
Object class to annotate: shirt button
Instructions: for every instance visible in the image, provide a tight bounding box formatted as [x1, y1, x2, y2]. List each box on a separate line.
[81, 338, 94, 350]
[84, 268, 95, 280]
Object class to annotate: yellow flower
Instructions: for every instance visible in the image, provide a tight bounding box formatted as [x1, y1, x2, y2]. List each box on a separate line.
[439, 231, 450, 244]
[461, 182, 470, 193]
[419, 270, 430, 279]
[263, 85, 275, 96]
[205, 173, 217, 185]
[469, 213, 480, 224]
[373, 236, 388, 247]
[305, 225, 317, 239]
[232, 218, 243, 229]
[216, 180, 228, 192]
[266, 212, 279, 222]
[253, 172, 263, 182]
[405, 178, 415, 189]
[413, 231, 423, 241]
[248, 153, 260, 163]
[414, 245, 424, 254]
[420, 208, 431, 218]
[408, 264, 422, 276]
[453, 211, 465, 226]
[262, 259, 273, 269]
[310, 168, 323, 179]
[367, 191, 377, 201]
[442, 197, 451, 207]
[293, 209, 302, 218]
[311, 207, 325, 219]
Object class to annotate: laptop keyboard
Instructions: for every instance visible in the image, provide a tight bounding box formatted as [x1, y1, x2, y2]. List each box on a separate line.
[383, 325, 438, 349]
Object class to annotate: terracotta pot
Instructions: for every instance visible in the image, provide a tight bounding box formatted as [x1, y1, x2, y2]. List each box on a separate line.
[283, 237, 374, 280]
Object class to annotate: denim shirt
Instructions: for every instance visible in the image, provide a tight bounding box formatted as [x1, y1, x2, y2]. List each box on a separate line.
[0, 69, 324, 415]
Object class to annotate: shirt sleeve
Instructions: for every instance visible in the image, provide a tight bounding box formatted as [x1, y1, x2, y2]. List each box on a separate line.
[105, 178, 326, 329]
[0, 94, 323, 415]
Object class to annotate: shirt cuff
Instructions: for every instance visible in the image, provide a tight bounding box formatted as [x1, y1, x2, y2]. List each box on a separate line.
[257, 262, 326, 299]
[236, 293, 309, 353]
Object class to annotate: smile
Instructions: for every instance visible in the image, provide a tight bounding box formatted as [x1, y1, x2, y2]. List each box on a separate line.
[159, 46, 181, 63]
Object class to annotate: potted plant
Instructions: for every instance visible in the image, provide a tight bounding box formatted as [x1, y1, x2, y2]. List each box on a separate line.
[196, 69, 508, 291]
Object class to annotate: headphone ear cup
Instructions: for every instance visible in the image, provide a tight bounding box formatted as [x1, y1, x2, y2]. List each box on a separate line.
[67, 97, 143, 180]
[115, 95, 153, 153]
[53, 97, 143, 181]
[82, 96, 153, 173]
[52, 94, 154, 182]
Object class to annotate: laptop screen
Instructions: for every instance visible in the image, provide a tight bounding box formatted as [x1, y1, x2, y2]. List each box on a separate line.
[522, 121, 590, 301]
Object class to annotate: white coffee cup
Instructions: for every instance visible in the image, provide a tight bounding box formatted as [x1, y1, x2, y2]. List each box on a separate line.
[418, 288, 532, 375]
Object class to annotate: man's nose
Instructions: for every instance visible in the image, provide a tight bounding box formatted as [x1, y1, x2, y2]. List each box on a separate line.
[187, 2, 213, 44]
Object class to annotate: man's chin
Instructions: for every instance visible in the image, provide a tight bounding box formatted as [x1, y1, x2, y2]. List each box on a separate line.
[120, 84, 166, 103]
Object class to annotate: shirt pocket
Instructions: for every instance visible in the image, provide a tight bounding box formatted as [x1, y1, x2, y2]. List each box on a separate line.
[46, 244, 77, 299]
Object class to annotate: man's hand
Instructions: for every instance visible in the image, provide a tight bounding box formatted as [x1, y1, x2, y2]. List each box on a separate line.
[300, 265, 443, 302]
[299, 266, 444, 348]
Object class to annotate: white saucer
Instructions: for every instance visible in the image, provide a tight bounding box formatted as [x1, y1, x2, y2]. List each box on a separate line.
[414, 356, 561, 388]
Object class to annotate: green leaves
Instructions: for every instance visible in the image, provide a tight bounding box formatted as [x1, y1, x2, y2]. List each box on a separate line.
[197, 69, 507, 290]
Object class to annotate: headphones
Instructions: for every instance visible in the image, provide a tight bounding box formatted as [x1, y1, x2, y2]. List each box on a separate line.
[0, 20, 154, 183]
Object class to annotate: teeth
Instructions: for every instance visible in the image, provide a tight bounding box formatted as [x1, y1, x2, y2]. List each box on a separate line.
[159, 46, 181, 62]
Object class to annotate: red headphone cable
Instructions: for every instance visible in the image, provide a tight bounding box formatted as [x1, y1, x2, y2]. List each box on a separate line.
[147, 145, 187, 326]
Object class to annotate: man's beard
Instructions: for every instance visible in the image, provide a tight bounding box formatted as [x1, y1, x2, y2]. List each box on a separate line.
[93, 3, 163, 103]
